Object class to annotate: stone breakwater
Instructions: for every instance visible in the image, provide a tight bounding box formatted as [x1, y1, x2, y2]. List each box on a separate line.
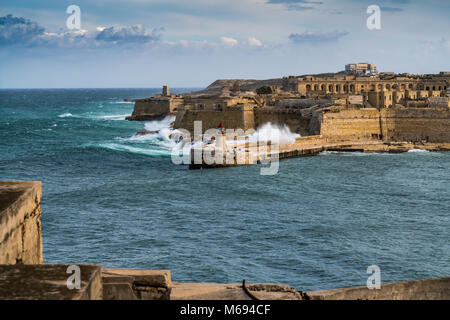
[188, 135, 450, 169]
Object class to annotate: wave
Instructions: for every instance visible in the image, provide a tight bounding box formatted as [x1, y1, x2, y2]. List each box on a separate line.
[58, 113, 73, 118]
[407, 149, 430, 153]
[247, 123, 301, 145]
[93, 143, 172, 157]
[58, 113, 129, 121]
[144, 116, 176, 131]
[319, 151, 388, 156]
[94, 114, 129, 121]
[110, 100, 134, 104]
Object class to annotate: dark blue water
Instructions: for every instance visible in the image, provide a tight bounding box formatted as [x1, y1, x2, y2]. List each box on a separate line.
[1, 89, 449, 290]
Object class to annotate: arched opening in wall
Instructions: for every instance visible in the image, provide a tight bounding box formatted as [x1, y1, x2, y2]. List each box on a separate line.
[306, 85, 311, 91]
[386, 84, 391, 90]
[438, 86, 442, 90]
[392, 84, 398, 90]
[344, 85, 348, 93]
[433, 86, 436, 90]
[321, 84, 325, 91]
[370, 84, 375, 91]
[328, 85, 333, 92]
[350, 85, 355, 93]
[409, 84, 413, 89]
[401, 84, 406, 90]
[378, 84, 383, 91]
[426, 86, 430, 90]
[314, 84, 318, 91]
[336, 85, 340, 92]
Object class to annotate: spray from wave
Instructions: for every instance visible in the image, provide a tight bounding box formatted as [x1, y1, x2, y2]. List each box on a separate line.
[99, 118, 300, 159]
[248, 123, 300, 145]
[407, 149, 429, 153]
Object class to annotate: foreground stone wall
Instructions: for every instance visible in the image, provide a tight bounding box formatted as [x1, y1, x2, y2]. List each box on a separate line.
[0, 181, 43, 264]
[0, 264, 102, 300]
[306, 277, 450, 300]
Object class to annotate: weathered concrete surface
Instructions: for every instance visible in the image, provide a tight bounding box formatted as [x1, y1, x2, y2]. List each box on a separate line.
[0, 181, 43, 264]
[0, 264, 102, 300]
[102, 269, 171, 300]
[170, 283, 301, 300]
[305, 277, 450, 300]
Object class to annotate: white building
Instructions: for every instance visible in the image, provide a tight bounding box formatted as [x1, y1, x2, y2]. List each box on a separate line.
[345, 63, 378, 75]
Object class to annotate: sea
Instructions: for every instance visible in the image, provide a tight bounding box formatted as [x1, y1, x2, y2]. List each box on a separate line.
[0, 88, 449, 291]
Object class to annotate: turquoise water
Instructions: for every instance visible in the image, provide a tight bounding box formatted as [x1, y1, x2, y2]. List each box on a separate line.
[0, 88, 449, 291]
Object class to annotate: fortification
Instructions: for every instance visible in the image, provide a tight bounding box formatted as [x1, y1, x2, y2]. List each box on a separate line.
[0, 181, 43, 264]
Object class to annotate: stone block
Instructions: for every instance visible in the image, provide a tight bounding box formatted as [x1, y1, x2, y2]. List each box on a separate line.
[0, 264, 102, 300]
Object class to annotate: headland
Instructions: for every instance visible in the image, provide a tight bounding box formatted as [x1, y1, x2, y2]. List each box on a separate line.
[126, 67, 450, 168]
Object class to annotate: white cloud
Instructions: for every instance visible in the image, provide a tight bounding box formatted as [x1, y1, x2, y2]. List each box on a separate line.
[247, 37, 262, 46]
[220, 36, 238, 47]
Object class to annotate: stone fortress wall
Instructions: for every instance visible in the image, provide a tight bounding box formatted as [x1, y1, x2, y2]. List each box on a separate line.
[0, 181, 43, 264]
[318, 107, 450, 143]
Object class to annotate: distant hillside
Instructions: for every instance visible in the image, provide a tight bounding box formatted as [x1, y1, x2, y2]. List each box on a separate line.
[191, 71, 345, 95]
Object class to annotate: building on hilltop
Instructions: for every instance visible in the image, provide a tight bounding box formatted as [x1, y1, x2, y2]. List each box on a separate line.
[345, 63, 378, 75]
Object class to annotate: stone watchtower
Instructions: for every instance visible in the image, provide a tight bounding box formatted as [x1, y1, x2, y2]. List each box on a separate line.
[162, 85, 170, 97]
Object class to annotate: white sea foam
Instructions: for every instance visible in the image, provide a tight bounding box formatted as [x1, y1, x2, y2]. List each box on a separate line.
[144, 116, 176, 131]
[111, 100, 134, 104]
[319, 151, 388, 156]
[247, 122, 300, 145]
[408, 149, 429, 153]
[95, 143, 172, 157]
[58, 113, 72, 118]
[95, 114, 129, 121]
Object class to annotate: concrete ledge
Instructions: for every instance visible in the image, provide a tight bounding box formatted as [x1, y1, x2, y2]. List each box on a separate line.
[170, 282, 302, 300]
[0, 264, 102, 300]
[306, 277, 450, 300]
[102, 269, 171, 300]
[102, 268, 171, 287]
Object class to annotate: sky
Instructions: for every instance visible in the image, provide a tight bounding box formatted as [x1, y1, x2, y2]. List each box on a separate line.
[0, 0, 449, 88]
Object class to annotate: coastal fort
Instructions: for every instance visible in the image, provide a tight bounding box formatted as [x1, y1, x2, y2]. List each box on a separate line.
[1, 65, 450, 300]
[126, 65, 450, 167]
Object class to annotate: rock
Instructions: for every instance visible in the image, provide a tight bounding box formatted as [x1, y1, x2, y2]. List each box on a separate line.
[136, 130, 159, 136]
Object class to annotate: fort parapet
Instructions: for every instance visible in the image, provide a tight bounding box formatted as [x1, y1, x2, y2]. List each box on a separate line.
[1, 181, 449, 300]
[0, 181, 43, 264]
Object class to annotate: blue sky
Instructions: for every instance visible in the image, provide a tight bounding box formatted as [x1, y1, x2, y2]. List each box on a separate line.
[1, 0, 449, 88]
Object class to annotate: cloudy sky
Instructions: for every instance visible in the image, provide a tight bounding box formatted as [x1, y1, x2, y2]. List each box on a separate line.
[1, 0, 449, 88]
